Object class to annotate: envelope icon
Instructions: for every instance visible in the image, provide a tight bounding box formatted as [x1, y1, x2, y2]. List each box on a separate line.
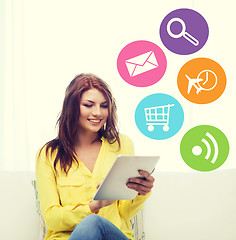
[125, 51, 159, 77]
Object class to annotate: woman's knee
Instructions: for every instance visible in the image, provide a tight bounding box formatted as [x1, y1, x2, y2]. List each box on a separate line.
[81, 214, 103, 225]
[74, 214, 102, 231]
[70, 215, 103, 240]
[70, 215, 129, 240]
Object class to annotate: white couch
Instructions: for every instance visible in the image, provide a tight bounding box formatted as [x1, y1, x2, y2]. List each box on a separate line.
[143, 169, 236, 240]
[1, 169, 236, 240]
[0, 171, 40, 240]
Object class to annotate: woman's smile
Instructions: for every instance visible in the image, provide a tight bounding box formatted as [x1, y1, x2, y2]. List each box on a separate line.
[88, 118, 102, 125]
[79, 88, 109, 133]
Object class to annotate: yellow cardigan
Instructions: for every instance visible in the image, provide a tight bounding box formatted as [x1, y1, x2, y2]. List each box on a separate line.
[36, 134, 150, 240]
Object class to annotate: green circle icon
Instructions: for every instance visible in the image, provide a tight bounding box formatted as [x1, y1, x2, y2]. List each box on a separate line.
[180, 125, 229, 171]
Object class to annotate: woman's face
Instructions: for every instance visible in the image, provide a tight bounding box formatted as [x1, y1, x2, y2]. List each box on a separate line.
[79, 88, 109, 135]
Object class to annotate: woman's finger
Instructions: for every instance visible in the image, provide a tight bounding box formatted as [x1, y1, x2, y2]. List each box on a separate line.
[126, 182, 151, 194]
[138, 170, 155, 183]
[128, 177, 153, 188]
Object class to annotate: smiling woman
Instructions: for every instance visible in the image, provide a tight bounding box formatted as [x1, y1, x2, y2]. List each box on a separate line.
[40, 73, 120, 175]
[35, 73, 155, 240]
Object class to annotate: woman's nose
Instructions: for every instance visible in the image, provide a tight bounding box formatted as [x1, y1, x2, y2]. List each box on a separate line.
[92, 106, 101, 116]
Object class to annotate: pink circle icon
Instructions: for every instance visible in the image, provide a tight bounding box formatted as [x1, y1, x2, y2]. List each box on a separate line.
[117, 40, 167, 87]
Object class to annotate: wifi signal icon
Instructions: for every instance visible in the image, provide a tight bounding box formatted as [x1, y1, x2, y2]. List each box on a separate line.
[180, 125, 229, 172]
[192, 132, 218, 164]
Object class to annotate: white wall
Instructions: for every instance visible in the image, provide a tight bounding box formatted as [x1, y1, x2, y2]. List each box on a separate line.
[1, 0, 235, 172]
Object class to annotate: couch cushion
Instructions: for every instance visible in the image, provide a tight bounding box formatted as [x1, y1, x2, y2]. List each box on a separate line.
[0, 171, 40, 240]
[143, 169, 236, 240]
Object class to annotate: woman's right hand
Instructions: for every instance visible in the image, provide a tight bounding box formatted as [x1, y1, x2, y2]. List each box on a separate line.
[89, 183, 116, 213]
[89, 200, 116, 213]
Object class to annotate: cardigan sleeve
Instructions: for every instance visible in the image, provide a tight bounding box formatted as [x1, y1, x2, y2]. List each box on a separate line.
[118, 192, 151, 220]
[35, 148, 93, 232]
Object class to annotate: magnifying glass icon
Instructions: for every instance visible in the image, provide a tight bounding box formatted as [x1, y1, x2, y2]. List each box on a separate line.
[167, 17, 199, 46]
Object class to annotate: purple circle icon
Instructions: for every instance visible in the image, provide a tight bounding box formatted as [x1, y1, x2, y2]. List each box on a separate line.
[160, 8, 209, 55]
[117, 40, 167, 87]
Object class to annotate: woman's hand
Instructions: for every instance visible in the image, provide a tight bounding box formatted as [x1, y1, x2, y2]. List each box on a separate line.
[89, 199, 116, 213]
[126, 170, 155, 195]
[89, 184, 116, 213]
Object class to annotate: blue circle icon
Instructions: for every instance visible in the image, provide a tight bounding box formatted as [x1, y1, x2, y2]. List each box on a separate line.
[135, 93, 184, 140]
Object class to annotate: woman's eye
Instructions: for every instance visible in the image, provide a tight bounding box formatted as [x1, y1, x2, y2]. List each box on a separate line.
[83, 104, 92, 108]
[101, 105, 108, 108]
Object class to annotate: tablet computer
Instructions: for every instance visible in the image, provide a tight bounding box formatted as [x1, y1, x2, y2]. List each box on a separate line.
[93, 155, 159, 200]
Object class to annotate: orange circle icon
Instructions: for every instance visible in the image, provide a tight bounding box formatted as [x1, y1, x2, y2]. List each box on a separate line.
[177, 58, 226, 104]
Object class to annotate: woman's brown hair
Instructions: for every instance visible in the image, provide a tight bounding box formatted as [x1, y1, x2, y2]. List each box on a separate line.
[41, 73, 120, 174]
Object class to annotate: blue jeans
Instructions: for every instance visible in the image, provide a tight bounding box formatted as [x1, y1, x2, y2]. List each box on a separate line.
[68, 214, 130, 240]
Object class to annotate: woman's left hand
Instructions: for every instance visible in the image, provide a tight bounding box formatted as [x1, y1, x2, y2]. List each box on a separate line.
[126, 170, 155, 196]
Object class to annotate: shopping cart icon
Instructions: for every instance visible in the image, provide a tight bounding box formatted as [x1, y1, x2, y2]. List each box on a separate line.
[144, 104, 175, 132]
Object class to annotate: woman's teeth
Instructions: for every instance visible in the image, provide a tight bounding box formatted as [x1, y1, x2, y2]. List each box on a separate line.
[89, 119, 101, 123]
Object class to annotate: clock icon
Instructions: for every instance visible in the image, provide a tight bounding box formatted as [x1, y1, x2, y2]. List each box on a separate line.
[197, 69, 217, 91]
